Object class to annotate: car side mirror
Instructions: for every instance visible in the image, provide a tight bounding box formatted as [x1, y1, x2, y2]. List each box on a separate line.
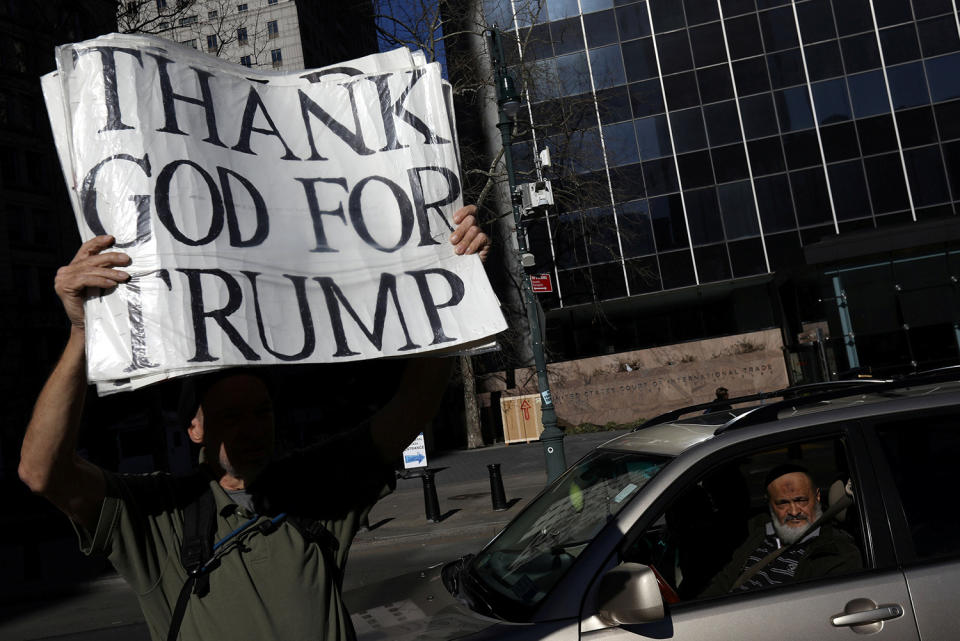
[596, 562, 665, 626]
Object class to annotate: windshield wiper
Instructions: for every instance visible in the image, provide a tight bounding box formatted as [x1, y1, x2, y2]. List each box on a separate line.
[441, 554, 473, 597]
[442, 554, 499, 618]
[549, 537, 592, 555]
[458, 558, 500, 618]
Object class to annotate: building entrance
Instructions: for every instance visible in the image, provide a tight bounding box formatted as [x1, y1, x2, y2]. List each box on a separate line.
[822, 250, 960, 376]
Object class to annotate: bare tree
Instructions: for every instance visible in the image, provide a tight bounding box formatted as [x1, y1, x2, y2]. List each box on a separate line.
[371, 0, 641, 446]
[117, 0, 197, 34]
[118, 0, 272, 67]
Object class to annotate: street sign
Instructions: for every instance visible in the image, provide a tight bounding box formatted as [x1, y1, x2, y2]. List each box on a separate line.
[402, 432, 428, 469]
[530, 274, 553, 293]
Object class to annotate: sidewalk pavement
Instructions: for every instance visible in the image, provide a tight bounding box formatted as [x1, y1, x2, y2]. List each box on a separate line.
[350, 430, 626, 562]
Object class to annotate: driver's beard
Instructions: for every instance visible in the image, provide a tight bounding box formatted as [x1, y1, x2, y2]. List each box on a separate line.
[770, 502, 823, 545]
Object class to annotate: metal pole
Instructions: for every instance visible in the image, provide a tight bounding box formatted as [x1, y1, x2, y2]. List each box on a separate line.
[487, 463, 508, 511]
[815, 326, 831, 381]
[487, 29, 566, 483]
[831, 276, 860, 370]
[420, 470, 441, 522]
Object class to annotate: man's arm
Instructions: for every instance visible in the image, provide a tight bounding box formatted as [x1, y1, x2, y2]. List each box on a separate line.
[19, 235, 131, 531]
[370, 205, 489, 463]
[370, 357, 456, 463]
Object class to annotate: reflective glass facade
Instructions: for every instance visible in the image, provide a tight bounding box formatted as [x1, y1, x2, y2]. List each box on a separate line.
[484, 0, 960, 314]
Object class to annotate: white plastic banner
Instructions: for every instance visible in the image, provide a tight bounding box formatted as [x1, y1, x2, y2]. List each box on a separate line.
[41, 34, 505, 394]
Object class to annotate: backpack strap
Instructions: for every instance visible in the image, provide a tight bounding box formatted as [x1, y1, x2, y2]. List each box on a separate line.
[167, 488, 343, 639]
[180, 484, 216, 597]
[288, 516, 343, 589]
[168, 483, 216, 641]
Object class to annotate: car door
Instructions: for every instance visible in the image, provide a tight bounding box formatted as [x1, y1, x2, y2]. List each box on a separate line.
[865, 408, 960, 641]
[579, 427, 921, 641]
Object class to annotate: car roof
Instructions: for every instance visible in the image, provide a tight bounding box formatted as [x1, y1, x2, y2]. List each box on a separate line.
[598, 373, 960, 458]
[603, 421, 718, 457]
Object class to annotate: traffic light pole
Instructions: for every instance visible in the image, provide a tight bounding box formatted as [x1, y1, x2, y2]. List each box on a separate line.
[487, 29, 566, 482]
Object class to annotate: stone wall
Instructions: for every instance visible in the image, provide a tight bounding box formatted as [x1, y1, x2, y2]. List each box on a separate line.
[478, 328, 789, 426]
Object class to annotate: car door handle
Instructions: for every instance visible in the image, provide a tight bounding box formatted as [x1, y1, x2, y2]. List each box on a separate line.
[831, 604, 903, 627]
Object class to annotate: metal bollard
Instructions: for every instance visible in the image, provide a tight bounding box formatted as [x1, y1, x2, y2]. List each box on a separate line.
[487, 463, 508, 511]
[421, 470, 441, 522]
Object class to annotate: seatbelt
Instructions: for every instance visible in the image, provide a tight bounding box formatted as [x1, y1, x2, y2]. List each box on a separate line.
[731, 492, 854, 591]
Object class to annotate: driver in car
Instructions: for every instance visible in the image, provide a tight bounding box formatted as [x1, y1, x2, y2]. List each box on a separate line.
[701, 464, 861, 596]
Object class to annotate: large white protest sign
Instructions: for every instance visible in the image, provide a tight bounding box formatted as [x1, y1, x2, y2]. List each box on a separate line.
[41, 35, 506, 394]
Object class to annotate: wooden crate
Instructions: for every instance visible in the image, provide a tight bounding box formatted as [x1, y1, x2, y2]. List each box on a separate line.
[500, 393, 543, 444]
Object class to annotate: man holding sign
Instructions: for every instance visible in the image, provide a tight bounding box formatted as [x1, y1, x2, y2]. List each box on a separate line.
[19, 206, 489, 641]
[23, 35, 505, 639]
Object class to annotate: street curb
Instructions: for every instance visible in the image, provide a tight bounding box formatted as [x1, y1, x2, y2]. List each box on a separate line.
[353, 520, 510, 547]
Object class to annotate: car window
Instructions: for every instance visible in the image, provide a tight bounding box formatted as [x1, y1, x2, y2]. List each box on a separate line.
[469, 450, 669, 616]
[875, 415, 960, 560]
[621, 436, 865, 603]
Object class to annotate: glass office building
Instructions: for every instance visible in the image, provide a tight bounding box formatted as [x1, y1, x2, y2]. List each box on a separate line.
[478, 0, 960, 378]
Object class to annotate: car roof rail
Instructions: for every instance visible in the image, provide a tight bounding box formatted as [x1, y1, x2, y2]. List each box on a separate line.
[775, 379, 892, 397]
[633, 391, 775, 430]
[634, 379, 892, 431]
[715, 367, 960, 435]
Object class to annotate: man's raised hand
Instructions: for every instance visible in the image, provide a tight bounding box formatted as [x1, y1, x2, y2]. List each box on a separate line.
[450, 205, 491, 263]
[54, 235, 131, 328]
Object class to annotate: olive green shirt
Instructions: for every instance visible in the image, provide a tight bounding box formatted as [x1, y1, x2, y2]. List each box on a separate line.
[76, 427, 394, 641]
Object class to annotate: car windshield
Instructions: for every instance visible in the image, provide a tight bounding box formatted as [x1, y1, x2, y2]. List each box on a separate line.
[467, 449, 669, 617]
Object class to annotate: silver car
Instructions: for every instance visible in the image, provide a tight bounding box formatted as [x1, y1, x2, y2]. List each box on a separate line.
[347, 374, 959, 640]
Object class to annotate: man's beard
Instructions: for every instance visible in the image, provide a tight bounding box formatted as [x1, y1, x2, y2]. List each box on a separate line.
[771, 502, 823, 545]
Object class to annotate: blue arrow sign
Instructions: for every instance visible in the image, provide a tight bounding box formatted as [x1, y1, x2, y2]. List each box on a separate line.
[404, 453, 425, 464]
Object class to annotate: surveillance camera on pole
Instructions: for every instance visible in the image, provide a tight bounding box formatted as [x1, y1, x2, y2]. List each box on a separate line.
[520, 180, 554, 215]
[538, 147, 551, 169]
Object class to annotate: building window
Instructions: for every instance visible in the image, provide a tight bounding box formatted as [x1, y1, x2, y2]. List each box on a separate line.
[268, 20, 279, 38]
[156, 0, 167, 9]
[237, 3, 247, 11]
[158, 21, 170, 31]
[181, 39, 196, 49]
[237, 27, 248, 44]
[208, 10, 218, 19]
[268, 0, 279, 4]
[271, 48, 282, 68]
[206, 34, 218, 51]
[179, 15, 197, 26]
[240, 55, 252, 67]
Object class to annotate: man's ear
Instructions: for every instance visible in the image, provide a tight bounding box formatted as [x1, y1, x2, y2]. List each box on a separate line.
[187, 408, 204, 445]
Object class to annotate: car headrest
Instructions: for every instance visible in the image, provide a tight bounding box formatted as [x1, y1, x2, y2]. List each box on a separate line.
[827, 478, 851, 522]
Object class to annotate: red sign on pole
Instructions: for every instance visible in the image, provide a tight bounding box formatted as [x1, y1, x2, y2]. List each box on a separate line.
[530, 274, 553, 293]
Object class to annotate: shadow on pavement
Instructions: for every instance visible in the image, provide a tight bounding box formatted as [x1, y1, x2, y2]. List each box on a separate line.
[502, 498, 522, 511]
[436, 508, 461, 522]
[366, 517, 394, 531]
